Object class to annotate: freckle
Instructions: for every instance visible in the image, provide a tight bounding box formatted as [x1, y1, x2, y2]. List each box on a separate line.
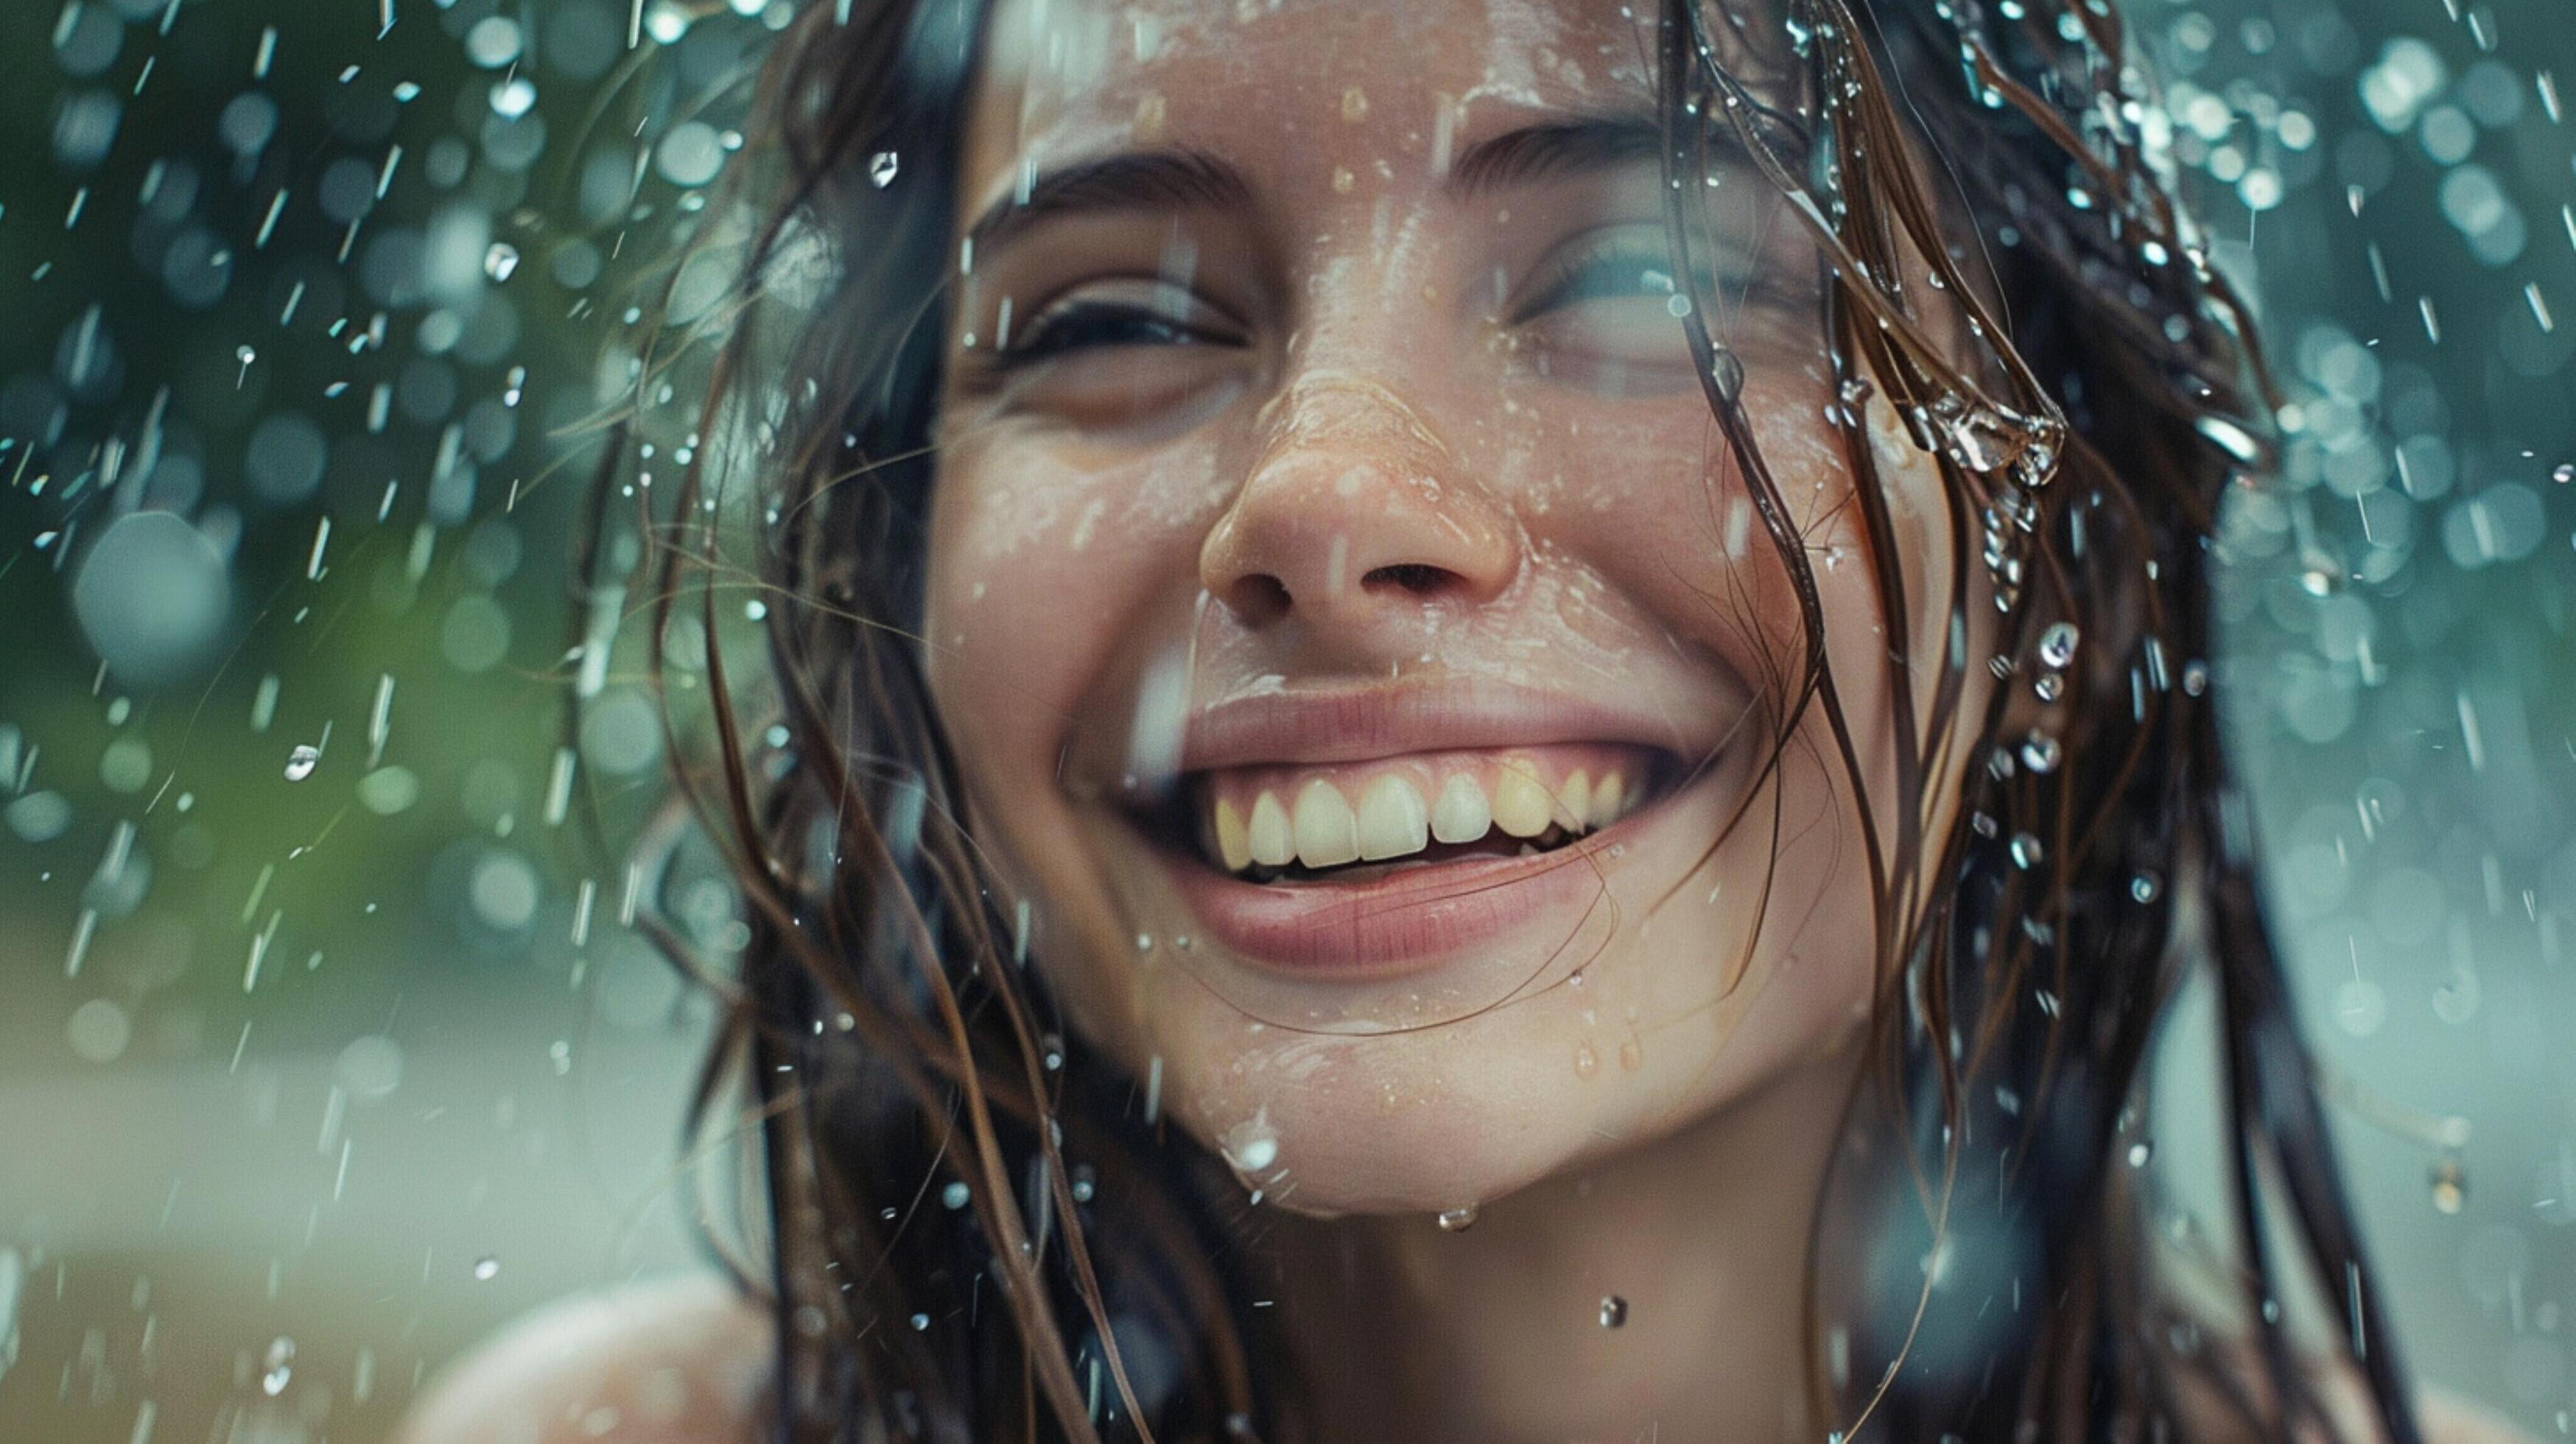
[1331, 167, 1355, 194]
[1341, 85, 1369, 122]
[1134, 91, 1168, 141]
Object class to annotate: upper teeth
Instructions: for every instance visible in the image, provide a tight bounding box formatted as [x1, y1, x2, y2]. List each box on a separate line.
[1208, 761, 1637, 875]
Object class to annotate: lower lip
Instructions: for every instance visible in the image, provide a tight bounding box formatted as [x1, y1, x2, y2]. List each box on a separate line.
[1154, 810, 1656, 979]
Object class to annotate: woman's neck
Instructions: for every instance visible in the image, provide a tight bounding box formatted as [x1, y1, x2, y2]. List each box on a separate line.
[1262, 1050, 1861, 1442]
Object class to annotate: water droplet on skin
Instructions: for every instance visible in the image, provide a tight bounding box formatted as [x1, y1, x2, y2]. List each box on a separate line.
[1598, 1295, 1628, 1328]
[473, 1255, 499, 1280]
[1436, 1206, 1479, 1233]
[1618, 1037, 1643, 1072]
[1221, 1115, 1279, 1175]
[1339, 85, 1369, 122]
[1573, 1041, 1598, 1078]
[284, 745, 320, 781]
[868, 150, 899, 188]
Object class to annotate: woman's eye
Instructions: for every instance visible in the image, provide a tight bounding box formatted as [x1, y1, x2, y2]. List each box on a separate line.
[967, 280, 1251, 428]
[989, 281, 1245, 366]
[1003, 304, 1216, 362]
[1507, 230, 1713, 390]
[1512, 248, 1685, 321]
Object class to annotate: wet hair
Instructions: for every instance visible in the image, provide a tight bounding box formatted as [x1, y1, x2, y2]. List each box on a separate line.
[589, 0, 2426, 1438]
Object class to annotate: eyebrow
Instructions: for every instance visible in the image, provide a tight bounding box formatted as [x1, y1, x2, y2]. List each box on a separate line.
[964, 113, 1666, 255]
[1447, 113, 1664, 196]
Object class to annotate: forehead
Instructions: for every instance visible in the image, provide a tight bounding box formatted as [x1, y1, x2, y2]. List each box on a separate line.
[966, 0, 1665, 180]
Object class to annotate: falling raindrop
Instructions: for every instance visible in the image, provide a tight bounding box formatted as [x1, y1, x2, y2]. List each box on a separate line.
[868, 150, 900, 188]
[2127, 1140, 2154, 1168]
[2431, 1157, 2467, 1215]
[483, 242, 521, 281]
[1598, 1296, 1628, 1328]
[472, 1256, 499, 1280]
[284, 745, 320, 781]
[2555, 463, 2575, 485]
[261, 1336, 295, 1395]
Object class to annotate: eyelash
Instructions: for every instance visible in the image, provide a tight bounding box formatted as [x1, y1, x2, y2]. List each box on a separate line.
[989, 301, 1242, 370]
[1510, 243, 1696, 323]
[980, 244, 1740, 373]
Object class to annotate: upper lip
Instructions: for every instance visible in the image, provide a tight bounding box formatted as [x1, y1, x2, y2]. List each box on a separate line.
[1179, 676, 1707, 774]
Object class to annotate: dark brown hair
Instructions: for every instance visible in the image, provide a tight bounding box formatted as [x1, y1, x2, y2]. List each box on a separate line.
[586, 0, 2426, 1438]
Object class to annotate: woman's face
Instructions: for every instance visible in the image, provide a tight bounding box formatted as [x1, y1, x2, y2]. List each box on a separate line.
[924, 0, 1957, 1216]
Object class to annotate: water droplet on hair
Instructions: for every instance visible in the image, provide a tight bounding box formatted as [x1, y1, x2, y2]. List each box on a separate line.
[284, 745, 320, 781]
[1435, 1205, 1479, 1233]
[2130, 872, 2162, 903]
[1598, 1295, 1628, 1328]
[941, 1180, 970, 1210]
[482, 242, 519, 281]
[2036, 622, 2080, 670]
[2554, 463, 2574, 485]
[2127, 1141, 2153, 1168]
[2019, 733, 2061, 774]
[910, 1311, 930, 1331]
[2008, 833, 2045, 869]
[868, 150, 899, 188]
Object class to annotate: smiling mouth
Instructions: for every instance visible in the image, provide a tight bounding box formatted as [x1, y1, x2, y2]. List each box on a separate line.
[1126, 743, 1682, 887]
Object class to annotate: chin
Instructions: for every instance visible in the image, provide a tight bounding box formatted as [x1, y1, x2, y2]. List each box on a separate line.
[1141, 994, 1629, 1218]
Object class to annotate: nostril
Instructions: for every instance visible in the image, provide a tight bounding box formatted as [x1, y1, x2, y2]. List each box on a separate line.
[1364, 563, 1453, 596]
[1225, 573, 1292, 625]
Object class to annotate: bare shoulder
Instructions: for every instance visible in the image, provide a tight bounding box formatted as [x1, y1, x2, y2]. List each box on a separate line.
[2173, 1333, 2534, 1444]
[395, 1272, 774, 1444]
[2417, 1391, 2538, 1444]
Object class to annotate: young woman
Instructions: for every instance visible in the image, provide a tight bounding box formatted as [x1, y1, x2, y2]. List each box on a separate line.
[403, 0, 2526, 1439]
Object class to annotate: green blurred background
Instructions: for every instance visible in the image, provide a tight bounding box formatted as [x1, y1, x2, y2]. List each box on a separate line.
[0, 0, 2572, 1439]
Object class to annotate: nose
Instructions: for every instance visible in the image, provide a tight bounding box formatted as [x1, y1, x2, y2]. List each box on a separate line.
[1198, 374, 1518, 640]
